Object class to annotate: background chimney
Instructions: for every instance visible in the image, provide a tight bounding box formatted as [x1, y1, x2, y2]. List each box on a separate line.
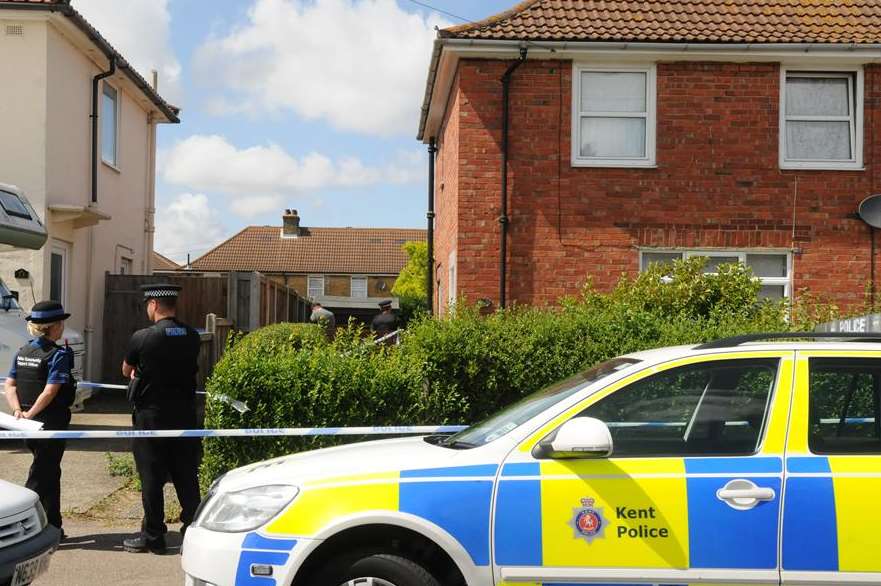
[282, 209, 300, 237]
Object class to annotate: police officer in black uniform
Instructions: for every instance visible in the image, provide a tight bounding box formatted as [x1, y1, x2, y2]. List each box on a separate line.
[3, 300, 75, 535]
[121, 284, 201, 554]
[371, 300, 399, 343]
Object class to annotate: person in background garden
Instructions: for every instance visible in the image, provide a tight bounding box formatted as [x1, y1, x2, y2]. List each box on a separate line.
[310, 302, 336, 338]
[4, 300, 75, 536]
[122, 284, 201, 554]
[371, 300, 398, 343]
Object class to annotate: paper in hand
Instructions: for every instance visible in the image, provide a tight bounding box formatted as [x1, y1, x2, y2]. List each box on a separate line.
[0, 411, 44, 431]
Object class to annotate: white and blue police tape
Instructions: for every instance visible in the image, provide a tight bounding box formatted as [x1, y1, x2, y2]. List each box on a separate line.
[0, 425, 468, 440]
[77, 381, 250, 413]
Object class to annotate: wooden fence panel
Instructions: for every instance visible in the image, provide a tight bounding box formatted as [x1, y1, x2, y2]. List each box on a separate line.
[102, 273, 227, 384]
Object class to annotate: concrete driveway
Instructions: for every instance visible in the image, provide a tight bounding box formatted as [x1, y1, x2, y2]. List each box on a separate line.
[0, 393, 186, 585]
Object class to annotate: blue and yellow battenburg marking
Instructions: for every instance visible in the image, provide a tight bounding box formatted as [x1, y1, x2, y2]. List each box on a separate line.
[265, 464, 498, 566]
[495, 456, 781, 570]
[783, 455, 881, 573]
[235, 533, 297, 586]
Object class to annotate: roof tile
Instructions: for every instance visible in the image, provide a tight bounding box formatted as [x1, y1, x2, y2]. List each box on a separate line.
[152, 251, 181, 272]
[441, 0, 881, 43]
[190, 226, 427, 275]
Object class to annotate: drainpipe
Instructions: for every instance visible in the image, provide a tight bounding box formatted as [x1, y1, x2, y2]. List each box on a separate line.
[427, 138, 437, 315]
[91, 57, 116, 204]
[498, 45, 527, 309]
[84, 57, 115, 379]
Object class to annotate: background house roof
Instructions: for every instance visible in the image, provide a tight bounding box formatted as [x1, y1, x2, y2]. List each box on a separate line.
[152, 251, 181, 272]
[190, 226, 427, 275]
[0, 0, 179, 122]
[441, 0, 881, 44]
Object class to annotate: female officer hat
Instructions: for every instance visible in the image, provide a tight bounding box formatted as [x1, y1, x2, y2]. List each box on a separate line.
[26, 300, 71, 323]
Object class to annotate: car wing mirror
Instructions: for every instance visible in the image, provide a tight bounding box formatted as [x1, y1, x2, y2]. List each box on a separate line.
[534, 417, 613, 459]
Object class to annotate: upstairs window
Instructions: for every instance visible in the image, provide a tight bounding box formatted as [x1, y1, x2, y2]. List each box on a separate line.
[572, 65, 656, 168]
[102, 83, 119, 167]
[781, 70, 863, 170]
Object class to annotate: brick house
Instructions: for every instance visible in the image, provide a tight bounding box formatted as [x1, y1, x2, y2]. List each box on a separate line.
[418, 0, 881, 314]
[186, 210, 426, 324]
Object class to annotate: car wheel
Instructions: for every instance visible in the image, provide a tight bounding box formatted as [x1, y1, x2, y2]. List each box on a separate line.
[318, 553, 441, 586]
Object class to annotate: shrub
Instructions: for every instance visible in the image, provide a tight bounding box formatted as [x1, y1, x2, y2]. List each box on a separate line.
[201, 257, 808, 485]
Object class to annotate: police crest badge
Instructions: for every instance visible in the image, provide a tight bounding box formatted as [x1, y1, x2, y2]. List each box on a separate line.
[570, 497, 607, 543]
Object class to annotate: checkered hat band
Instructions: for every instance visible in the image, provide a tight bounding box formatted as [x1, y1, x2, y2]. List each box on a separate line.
[144, 289, 179, 298]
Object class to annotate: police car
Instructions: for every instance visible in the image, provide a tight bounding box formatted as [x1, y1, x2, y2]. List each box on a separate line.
[182, 333, 881, 586]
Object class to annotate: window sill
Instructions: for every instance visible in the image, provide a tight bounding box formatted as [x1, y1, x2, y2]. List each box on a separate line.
[101, 159, 121, 174]
[572, 160, 657, 169]
[780, 162, 864, 172]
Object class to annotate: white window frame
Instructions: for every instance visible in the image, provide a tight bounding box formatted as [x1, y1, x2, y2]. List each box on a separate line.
[350, 275, 368, 299]
[779, 67, 864, 171]
[639, 249, 792, 298]
[307, 275, 325, 299]
[572, 63, 657, 168]
[102, 81, 120, 168]
[49, 240, 70, 306]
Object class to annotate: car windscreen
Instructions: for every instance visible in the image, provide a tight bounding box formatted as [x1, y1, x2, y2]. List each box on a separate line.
[429, 357, 641, 448]
[0, 190, 32, 220]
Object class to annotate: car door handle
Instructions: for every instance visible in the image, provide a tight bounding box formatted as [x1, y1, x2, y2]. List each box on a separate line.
[716, 479, 776, 510]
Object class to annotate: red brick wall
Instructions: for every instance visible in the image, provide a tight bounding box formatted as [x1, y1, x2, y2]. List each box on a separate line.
[433, 70, 461, 314]
[439, 58, 881, 311]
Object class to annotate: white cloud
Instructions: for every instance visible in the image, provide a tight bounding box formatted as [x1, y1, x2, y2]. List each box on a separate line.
[229, 195, 283, 218]
[154, 193, 226, 263]
[193, 0, 448, 136]
[72, 0, 183, 104]
[161, 134, 423, 214]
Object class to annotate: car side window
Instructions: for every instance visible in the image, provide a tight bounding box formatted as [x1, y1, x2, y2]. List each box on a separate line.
[809, 358, 881, 454]
[576, 359, 779, 457]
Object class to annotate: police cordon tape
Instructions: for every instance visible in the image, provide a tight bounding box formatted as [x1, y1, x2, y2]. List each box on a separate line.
[0, 425, 469, 441]
[0, 381, 468, 440]
[76, 381, 250, 413]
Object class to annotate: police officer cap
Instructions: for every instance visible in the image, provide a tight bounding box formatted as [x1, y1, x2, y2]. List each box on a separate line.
[141, 283, 182, 300]
[26, 300, 71, 323]
[378, 300, 392, 309]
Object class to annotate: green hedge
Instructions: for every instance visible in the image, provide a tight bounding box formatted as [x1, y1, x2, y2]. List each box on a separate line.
[201, 258, 834, 484]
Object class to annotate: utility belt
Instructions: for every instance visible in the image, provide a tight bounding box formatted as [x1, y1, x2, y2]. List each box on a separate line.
[127, 373, 195, 409]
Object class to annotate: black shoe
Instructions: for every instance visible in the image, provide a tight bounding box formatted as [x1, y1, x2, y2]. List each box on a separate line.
[123, 534, 166, 554]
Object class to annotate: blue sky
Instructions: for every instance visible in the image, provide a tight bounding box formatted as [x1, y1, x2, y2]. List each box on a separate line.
[75, 0, 516, 262]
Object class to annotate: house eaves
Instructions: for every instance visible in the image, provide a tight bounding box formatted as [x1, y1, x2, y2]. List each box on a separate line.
[417, 0, 881, 142]
[0, 0, 180, 123]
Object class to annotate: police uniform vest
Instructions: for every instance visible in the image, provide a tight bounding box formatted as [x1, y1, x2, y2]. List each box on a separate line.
[132, 318, 200, 407]
[15, 341, 75, 415]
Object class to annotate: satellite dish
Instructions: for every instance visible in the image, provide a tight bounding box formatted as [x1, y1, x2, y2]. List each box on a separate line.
[859, 194, 881, 229]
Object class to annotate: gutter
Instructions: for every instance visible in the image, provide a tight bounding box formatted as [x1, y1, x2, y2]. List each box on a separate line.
[499, 45, 527, 310]
[417, 37, 881, 141]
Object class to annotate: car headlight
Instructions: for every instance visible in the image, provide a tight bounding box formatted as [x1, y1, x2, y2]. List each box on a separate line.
[198, 485, 299, 533]
[35, 502, 47, 530]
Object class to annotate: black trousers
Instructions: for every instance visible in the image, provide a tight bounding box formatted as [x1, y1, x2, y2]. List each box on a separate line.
[132, 406, 201, 540]
[24, 409, 70, 530]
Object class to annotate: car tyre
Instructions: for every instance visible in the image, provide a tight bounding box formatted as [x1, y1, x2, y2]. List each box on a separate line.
[314, 552, 441, 586]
